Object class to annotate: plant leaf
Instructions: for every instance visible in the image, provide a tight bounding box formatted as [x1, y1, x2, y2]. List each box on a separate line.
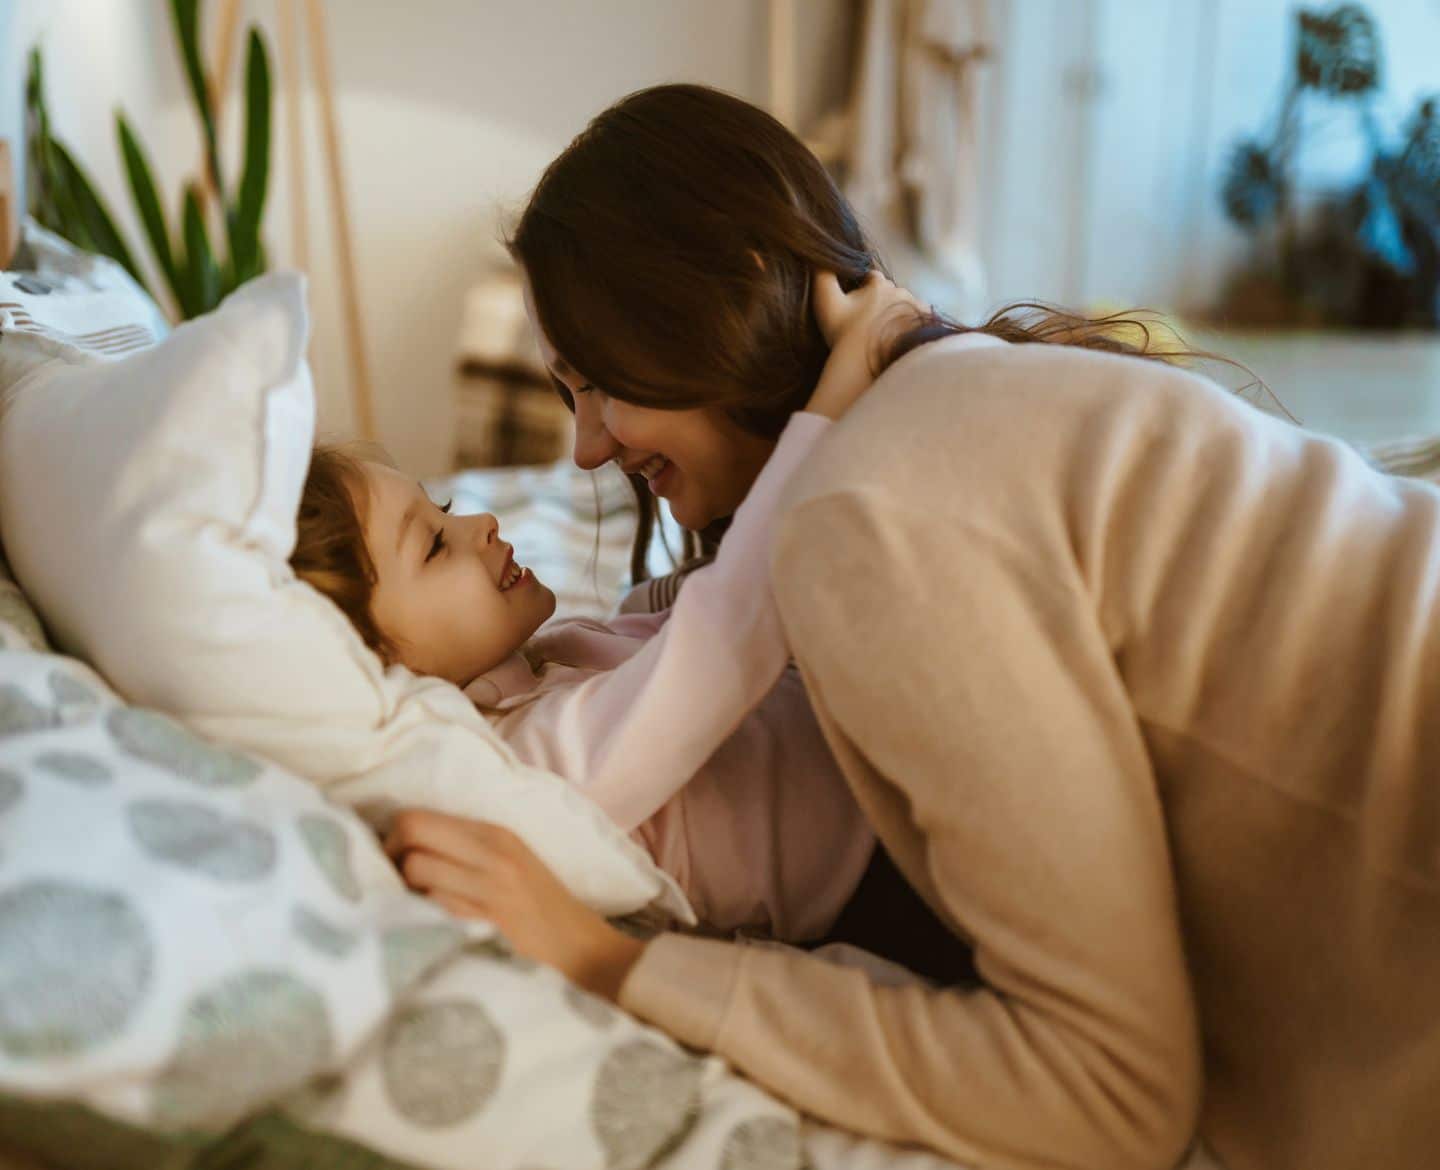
[24, 47, 62, 230]
[23, 50, 100, 253]
[117, 113, 186, 313]
[231, 29, 272, 285]
[39, 140, 94, 253]
[170, 0, 224, 195]
[50, 139, 149, 292]
[182, 183, 220, 315]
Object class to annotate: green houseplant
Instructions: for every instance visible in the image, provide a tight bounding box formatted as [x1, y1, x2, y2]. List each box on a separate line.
[25, 0, 272, 318]
[1219, 3, 1439, 328]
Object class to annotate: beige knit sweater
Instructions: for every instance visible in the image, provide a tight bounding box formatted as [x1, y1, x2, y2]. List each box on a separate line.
[617, 336, 1440, 1170]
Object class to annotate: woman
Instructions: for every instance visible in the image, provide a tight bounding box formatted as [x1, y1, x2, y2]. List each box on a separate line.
[385, 85, 1440, 1170]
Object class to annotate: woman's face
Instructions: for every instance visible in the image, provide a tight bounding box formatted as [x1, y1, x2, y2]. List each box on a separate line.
[522, 281, 776, 531]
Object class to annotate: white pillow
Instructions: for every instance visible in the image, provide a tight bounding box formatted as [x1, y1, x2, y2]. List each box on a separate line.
[0, 270, 691, 923]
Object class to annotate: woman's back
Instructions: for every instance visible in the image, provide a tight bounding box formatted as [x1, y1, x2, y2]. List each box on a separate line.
[770, 334, 1440, 1169]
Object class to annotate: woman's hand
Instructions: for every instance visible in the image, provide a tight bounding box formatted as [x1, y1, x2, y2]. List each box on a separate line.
[383, 810, 648, 1002]
[805, 269, 928, 421]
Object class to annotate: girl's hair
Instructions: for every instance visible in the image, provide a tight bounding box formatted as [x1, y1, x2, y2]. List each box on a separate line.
[509, 83, 1242, 578]
[290, 444, 397, 663]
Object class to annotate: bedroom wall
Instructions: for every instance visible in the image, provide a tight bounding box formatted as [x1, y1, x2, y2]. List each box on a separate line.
[980, 0, 1440, 314]
[0, 0, 183, 268]
[0, 0, 852, 476]
[6, 1, 1435, 468]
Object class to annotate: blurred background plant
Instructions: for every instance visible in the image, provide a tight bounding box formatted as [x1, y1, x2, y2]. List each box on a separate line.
[1219, 2, 1440, 329]
[24, 0, 271, 318]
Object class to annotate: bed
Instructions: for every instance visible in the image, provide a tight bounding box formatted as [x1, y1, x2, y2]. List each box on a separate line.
[3, 150, 1438, 1170]
[0, 469, 969, 1170]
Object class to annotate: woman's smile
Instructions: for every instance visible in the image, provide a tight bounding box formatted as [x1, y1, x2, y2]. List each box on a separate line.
[643, 457, 676, 496]
[623, 453, 677, 496]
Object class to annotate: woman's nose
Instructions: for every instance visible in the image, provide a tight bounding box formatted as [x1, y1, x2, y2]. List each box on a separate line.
[571, 395, 622, 471]
[476, 513, 499, 545]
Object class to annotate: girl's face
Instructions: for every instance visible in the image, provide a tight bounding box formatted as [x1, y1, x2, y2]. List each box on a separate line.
[356, 462, 556, 683]
[523, 281, 776, 531]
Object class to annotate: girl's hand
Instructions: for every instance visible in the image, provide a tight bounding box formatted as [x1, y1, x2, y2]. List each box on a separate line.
[383, 810, 647, 1002]
[805, 269, 928, 421]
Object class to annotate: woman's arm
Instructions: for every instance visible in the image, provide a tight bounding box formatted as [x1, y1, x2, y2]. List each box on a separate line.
[612, 352, 1201, 1170]
[617, 484, 1203, 1170]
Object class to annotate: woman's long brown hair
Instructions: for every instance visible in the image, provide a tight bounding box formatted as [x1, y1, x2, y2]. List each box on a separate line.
[509, 83, 1249, 580]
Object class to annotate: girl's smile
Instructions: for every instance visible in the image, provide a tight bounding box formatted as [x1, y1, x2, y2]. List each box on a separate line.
[357, 461, 557, 684]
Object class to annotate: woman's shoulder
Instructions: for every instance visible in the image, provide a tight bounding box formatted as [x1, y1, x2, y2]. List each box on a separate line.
[782, 336, 1281, 522]
[844, 333, 1225, 439]
[883, 328, 1205, 389]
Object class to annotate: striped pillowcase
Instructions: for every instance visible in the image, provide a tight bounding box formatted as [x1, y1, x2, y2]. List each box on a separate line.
[0, 221, 168, 387]
[0, 298, 154, 357]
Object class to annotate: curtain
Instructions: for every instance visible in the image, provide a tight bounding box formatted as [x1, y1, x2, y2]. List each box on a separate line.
[845, 0, 992, 319]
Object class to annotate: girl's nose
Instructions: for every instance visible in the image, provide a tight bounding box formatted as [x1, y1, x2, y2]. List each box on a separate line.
[477, 513, 499, 544]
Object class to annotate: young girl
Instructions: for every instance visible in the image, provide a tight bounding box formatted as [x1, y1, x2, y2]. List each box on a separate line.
[291, 273, 935, 946]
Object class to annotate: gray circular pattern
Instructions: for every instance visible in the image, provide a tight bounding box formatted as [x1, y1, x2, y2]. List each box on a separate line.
[34, 751, 113, 786]
[591, 1040, 703, 1170]
[297, 814, 361, 902]
[292, 906, 359, 959]
[0, 880, 154, 1059]
[563, 982, 619, 1031]
[0, 685, 55, 738]
[151, 970, 334, 1130]
[127, 799, 277, 882]
[106, 709, 260, 788]
[381, 1000, 505, 1127]
[0, 769, 22, 815]
[720, 1117, 805, 1170]
[48, 669, 102, 710]
[380, 923, 464, 994]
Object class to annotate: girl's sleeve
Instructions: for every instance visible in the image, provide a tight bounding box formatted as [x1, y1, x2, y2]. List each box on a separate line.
[491, 411, 830, 831]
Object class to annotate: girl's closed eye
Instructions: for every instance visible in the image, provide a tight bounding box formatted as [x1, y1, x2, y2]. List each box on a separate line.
[425, 502, 453, 563]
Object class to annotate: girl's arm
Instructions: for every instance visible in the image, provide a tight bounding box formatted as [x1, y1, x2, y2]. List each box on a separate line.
[488, 408, 827, 830]
[488, 272, 920, 831]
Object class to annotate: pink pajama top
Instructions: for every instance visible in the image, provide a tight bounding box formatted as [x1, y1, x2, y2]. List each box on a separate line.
[463, 412, 874, 939]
